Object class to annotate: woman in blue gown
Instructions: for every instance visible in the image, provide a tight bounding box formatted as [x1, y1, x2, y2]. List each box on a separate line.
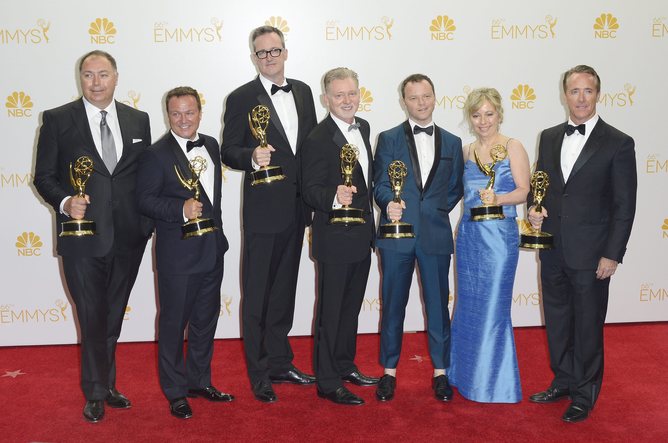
[449, 88, 530, 403]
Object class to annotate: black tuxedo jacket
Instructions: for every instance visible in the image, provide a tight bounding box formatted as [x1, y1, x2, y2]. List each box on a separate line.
[221, 76, 317, 233]
[34, 98, 152, 256]
[301, 115, 374, 264]
[536, 118, 636, 269]
[136, 132, 229, 275]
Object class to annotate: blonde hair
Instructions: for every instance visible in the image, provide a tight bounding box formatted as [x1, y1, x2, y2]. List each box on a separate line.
[463, 87, 504, 133]
[323, 67, 359, 92]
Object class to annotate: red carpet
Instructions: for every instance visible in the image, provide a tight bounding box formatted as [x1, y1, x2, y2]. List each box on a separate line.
[1, 323, 667, 442]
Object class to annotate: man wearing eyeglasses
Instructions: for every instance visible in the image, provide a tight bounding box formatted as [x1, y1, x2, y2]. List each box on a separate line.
[221, 25, 318, 403]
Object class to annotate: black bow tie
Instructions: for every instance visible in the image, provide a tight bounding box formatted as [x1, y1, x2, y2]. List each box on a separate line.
[565, 124, 586, 136]
[271, 83, 292, 95]
[413, 125, 434, 136]
[348, 122, 361, 132]
[186, 137, 205, 152]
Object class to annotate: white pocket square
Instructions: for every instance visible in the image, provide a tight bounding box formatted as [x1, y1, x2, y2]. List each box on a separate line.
[132, 138, 143, 143]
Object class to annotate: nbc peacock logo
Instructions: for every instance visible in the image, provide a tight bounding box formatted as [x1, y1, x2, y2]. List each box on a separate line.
[358, 87, 373, 112]
[510, 84, 536, 109]
[265, 16, 290, 37]
[430, 15, 456, 40]
[16, 232, 42, 256]
[594, 13, 619, 39]
[6, 91, 33, 117]
[89, 17, 116, 44]
[662, 218, 668, 238]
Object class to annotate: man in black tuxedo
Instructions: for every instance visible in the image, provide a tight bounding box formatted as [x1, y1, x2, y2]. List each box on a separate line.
[221, 26, 317, 402]
[528, 65, 637, 423]
[136, 87, 233, 419]
[34, 50, 152, 422]
[301, 67, 380, 406]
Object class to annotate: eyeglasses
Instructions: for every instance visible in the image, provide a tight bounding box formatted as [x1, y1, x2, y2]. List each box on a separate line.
[255, 48, 283, 59]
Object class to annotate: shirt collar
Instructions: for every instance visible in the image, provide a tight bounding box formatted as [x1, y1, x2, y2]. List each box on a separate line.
[83, 97, 117, 120]
[408, 118, 434, 133]
[330, 113, 358, 134]
[259, 74, 288, 96]
[567, 114, 599, 137]
[171, 130, 201, 152]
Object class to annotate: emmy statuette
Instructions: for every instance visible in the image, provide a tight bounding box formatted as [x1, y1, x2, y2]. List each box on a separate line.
[329, 144, 366, 226]
[519, 171, 554, 249]
[174, 156, 218, 239]
[60, 156, 96, 237]
[378, 160, 414, 239]
[470, 144, 507, 221]
[248, 105, 286, 186]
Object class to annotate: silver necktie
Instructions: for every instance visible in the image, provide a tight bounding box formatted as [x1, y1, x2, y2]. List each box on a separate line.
[100, 110, 117, 173]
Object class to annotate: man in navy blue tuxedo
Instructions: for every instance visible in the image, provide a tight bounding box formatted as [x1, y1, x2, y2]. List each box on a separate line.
[137, 87, 233, 419]
[373, 74, 463, 402]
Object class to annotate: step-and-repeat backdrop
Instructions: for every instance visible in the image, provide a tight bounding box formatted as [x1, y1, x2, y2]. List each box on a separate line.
[1, 1, 666, 346]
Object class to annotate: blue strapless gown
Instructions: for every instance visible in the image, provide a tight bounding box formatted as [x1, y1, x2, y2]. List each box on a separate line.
[449, 157, 522, 403]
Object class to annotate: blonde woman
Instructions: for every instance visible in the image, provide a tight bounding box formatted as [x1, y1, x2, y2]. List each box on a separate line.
[449, 87, 530, 403]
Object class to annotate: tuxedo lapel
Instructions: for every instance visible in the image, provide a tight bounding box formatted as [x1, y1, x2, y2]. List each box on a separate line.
[567, 119, 606, 184]
[167, 134, 213, 208]
[402, 121, 423, 192]
[358, 117, 373, 192]
[114, 101, 134, 175]
[254, 78, 290, 151]
[422, 125, 442, 194]
[204, 138, 222, 212]
[549, 124, 567, 188]
[291, 81, 308, 149]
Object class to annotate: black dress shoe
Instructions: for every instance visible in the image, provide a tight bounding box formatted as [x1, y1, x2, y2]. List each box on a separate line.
[529, 387, 570, 404]
[433, 375, 453, 402]
[106, 387, 131, 409]
[375, 374, 396, 401]
[317, 386, 364, 405]
[342, 371, 380, 386]
[187, 386, 234, 402]
[562, 402, 590, 423]
[252, 380, 277, 403]
[269, 367, 316, 385]
[169, 397, 193, 419]
[83, 400, 105, 423]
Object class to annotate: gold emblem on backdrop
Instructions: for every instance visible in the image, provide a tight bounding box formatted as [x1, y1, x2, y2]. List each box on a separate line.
[510, 84, 536, 110]
[5, 91, 33, 117]
[89, 17, 116, 43]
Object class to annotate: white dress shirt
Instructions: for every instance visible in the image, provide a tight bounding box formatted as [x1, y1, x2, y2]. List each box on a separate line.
[408, 118, 435, 185]
[83, 97, 124, 163]
[172, 131, 216, 215]
[330, 114, 369, 208]
[561, 114, 599, 181]
[60, 98, 124, 214]
[259, 74, 299, 154]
